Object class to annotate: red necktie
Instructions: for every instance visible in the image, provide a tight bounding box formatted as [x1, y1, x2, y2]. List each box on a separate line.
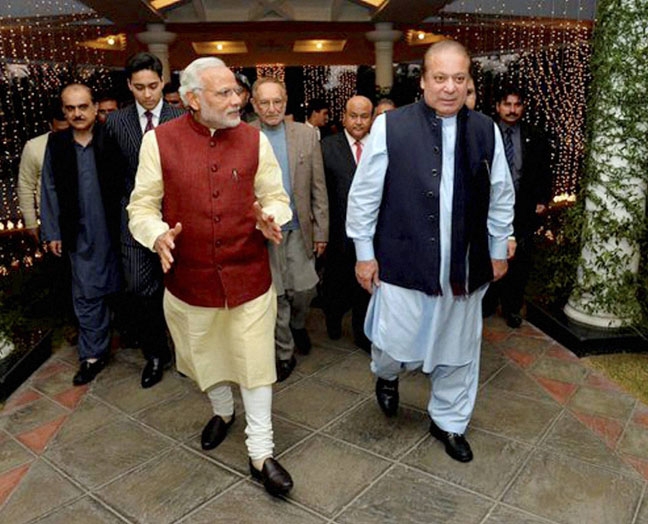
[354, 141, 363, 164]
[144, 111, 155, 132]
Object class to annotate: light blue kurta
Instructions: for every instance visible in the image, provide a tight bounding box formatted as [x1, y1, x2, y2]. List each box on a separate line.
[346, 113, 514, 372]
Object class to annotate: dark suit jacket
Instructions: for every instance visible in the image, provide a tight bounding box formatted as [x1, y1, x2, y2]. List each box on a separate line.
[321, 132, 356, 254]
[106, 102, 184, 295]
[511, 122, 552, 238]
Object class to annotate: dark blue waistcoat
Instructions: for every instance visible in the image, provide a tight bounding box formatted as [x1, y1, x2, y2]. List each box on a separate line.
[375, 100, 495, 296]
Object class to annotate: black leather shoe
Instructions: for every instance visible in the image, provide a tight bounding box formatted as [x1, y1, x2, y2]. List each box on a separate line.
[290, 327, 311, 355]
[506, 313, 522, 328]
[376, 377, 399, 417]
[249, 457, 293, 497]
[141, 357, 166, 389]
[73, 357, 107, 386]
[201, 413, 235, 450]
[429, 420, 473, 462]
[326, 316, 342, 340]
[276, 356, 296, 383]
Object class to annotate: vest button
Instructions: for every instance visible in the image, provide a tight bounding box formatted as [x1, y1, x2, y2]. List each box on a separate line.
[426, 191, 434, 198]
[433, 146, 440, 154]
[214, 215, 221, 222]
[429, 237, 436, 243]
[215, 240, 222, 247]
[212, 190, 219, 198]
[210, 141, 216, 147]
[217, 265, 223, 271]
[427, 214, 435, 221]
[431, 169, 438, 176]
[211, 165, 218, 172]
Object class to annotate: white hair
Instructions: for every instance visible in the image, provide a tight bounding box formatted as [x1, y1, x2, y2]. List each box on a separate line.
[179, 57, 227, 105]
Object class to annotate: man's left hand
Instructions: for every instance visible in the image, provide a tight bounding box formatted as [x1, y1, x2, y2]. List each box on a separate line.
[313, 242, 327, 257]
[491, 259, 508, 281]
[253, 202, 282, 245]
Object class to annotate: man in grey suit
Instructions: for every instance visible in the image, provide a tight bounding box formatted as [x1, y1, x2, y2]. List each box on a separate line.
[106, 52, 184, 388]
[251, 77, 329, 382]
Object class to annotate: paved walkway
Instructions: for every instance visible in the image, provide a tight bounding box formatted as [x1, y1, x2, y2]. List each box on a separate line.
[1, 310, 647, 523]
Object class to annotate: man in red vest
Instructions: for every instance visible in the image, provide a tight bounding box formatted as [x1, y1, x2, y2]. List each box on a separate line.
[127, 57, 294, 497]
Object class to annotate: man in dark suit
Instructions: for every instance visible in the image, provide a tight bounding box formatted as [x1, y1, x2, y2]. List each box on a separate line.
[483, 85, 552, 328]
[106, 52, 184, 387]
[321, 95, 373, 351]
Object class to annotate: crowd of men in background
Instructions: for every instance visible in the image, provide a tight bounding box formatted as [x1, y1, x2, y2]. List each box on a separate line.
[16, 43, 551, 496]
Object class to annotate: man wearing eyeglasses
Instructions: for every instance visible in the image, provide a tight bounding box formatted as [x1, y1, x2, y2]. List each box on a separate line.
[251, 77, 329, 382]
[128, 57, 294, 497]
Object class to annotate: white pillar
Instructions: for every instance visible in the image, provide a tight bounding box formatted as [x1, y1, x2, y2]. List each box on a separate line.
[365, 23, 402, 95]
[136, 23, 176, 83]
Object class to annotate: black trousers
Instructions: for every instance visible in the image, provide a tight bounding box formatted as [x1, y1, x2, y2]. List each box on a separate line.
[322, 246, 370, 341]
[483, 235, 534, 316]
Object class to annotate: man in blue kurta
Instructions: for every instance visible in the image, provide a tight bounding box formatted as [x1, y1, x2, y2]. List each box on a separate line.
[41, 84, 124, 386]
[346, 40, 515, 462]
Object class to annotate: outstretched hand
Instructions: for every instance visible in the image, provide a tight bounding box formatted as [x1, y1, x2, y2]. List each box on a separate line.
[253, 202, 283, 245]
[154, 222, 182, 273]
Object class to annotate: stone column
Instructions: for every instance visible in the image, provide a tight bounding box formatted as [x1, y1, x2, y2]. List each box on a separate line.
[136, 23, 176, 83]
[563, 0, 648, 328]
[365, 23, 402, 96]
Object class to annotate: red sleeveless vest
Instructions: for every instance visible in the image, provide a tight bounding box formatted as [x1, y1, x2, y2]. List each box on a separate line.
[155, 114, 271, 307]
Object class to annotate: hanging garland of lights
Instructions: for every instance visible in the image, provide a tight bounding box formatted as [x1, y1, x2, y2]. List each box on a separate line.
[303, 65, 357, 122]
[256, 64, 285, 82]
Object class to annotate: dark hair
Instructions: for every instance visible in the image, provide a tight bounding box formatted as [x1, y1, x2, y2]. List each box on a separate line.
[496, 85, 525, 104]
[163, 83, 179, 95]
[46, 99, 66, 122]
[97, 91, 118, 104]
[235, 73, 251, 93]
[306, 98, 329, 118]
[125, 52, 163, 80]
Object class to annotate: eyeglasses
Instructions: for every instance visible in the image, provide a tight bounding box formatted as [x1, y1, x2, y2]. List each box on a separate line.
[195, 86, 244, 100]
[256, 99, 286, 110]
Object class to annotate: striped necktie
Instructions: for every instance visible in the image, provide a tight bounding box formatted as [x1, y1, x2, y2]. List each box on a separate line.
[504, 127, 515, 172]
[144, 111, 155, 132]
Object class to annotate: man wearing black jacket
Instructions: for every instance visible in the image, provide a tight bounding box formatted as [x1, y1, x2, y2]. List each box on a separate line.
[483, 86, 552, 327]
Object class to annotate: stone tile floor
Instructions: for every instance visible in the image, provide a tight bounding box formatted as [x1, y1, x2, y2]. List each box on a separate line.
[1, 309, 647, 523]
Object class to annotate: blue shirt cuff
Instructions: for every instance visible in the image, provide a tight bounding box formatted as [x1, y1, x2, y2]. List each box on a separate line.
[354, 239, 375, 261]
[489, 236, 508, 260]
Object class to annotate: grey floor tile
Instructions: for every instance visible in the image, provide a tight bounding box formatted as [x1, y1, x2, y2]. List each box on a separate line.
[294, 345, 352, 376]
[52, 345, 79, 365]
[471, 388, 561, 444]
[92, 370, 190, 414]
[35, 496, 126, 524]
[503, 449, 643, 524]
[479, 347, 508, 384]
[45, 418, 172, 489]
[189, 416, 311, 475]
[112, 347, 147, 366]
[136, 387, 213, 441]
[31, 367, 78, 397]
[325, 402, 428, 460]
[404, 427, 532, 498]
[0, 434, 34, 474]
[541, 412, 640, 475]
[336, 464, 492, 524]
[484, 505, 559, 523]
[567, 386, 636, 421]
[398, 370, 431, 411]
[486, 364, 553, 401]
[0, 460, 83, 524]
[315, 352, 375, 394]
[498, 334, 553, 355]
[96, 447, 238, 524]
[529, 357, 588, 385]
[0, 397, 69, 436]
[92, 358, 141, 388]
[279, 435, 391, 517]
[617, 424, 648, 460]
[183, 482, 325, 523]
[49, 396, 125, 449]
[636, 495, 648, 524]
[273, 379, 363, 429]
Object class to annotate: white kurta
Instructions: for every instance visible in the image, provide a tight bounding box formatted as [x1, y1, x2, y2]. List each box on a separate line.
[346, 113, 515, 372]
[128, 126, 292, 390]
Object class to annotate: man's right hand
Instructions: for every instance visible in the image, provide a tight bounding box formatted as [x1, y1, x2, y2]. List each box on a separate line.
[154, 222, 182, 273]
[355, 259, 380, 294]
[48, 240, 62, 257]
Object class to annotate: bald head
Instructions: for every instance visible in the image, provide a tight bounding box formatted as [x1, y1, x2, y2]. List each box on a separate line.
[343, 96, 373, 141]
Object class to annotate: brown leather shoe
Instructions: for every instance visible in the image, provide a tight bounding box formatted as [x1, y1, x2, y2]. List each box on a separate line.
[201, 413, 235, 450]
[249, 457, 293, 497]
